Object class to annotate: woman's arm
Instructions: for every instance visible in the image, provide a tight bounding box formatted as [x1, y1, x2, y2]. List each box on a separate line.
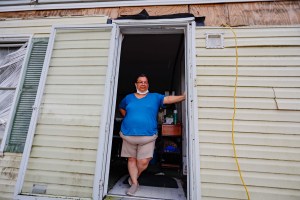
[119, 108, 126, 117]
[163, 94, 186, 104]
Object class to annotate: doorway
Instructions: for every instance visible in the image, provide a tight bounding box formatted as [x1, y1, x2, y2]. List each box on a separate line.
[106, 32, 187, 199]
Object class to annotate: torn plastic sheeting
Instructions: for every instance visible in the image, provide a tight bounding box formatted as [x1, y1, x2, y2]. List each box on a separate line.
[0, 43, 27, 139]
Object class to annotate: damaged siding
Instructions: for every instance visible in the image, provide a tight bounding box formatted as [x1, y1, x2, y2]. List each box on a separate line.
[0, 153, 22, 200]
[0, 15, 108, 200]
[20, 28, 111, 198]
[196, 27, 300, 199]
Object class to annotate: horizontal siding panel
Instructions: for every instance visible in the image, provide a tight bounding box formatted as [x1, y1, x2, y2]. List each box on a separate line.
[42, 94, 104, 105]
[196, 47, 300, 57]
[38, 114, 101, 126]
[24, 170, 93, 187]
[198, 97, 276, 109]
[197, 76, 300, 87]
[55, 30, 111, 41]
[0, 193, 13, 200]
[48, 66, 107, 75]
[46, 75, 105, 85]
[35, 124, 99, 138]
[32, 135, 98, 150]
[196, 57, 300, 66]
[197, 67, 300, 77]
[53, 40, 110, 49]
[0, 16, 107, 28]
[197, 86, 275, 98]
[199, 130, 300, 148]
[202, 183, 300, 200]
[198, 108, 300, 122]
[196, 37, 300, 48]
[30, 146, 97, 161]
[200, 156, 300, 175]
[199, 143, 300, 161]
[277, 99, 300, 110]
[198, 86, 300, 99]
[0, 153, 22, 168]
[50, 57, 108, 66]
[0, 179, 15, 193]
[198, 119, 300, 135]
[1, 27, 52, 35]
[44, 85, 105, 95]
[274, 88, 300, 99]
[0, 154, 21, 200]
[22, 182, 92, 197]
[0, 167, 18, 180]
[196, 28, 300, 38]
[41, 104, 101, 116]
[26, 158, 95, 174]
[201, 169, 300, 190]
[0, 16, 107, 36]
[52, 49, 109, 57]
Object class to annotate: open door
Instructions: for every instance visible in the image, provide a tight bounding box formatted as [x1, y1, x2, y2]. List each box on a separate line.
[99, 18, 201, 200]
[14, 24, 121, 200]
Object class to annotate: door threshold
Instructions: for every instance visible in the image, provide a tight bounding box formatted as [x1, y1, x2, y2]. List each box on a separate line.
[105, 194, 170, 200]
[106, 175, 186, 200]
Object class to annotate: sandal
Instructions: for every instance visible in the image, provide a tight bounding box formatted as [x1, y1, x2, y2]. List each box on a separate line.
[127, 183, 139, 196]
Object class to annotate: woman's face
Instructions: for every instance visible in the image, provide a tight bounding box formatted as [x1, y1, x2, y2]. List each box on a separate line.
[135, 76, 149, 92]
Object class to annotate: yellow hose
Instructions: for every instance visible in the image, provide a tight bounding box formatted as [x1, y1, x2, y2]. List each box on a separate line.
[222, 24, 251, 200]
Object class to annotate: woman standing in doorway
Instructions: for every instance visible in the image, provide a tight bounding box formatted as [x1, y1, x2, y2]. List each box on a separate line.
[119, 74, 186, 196]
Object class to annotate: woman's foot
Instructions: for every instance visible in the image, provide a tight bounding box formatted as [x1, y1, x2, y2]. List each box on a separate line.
[128, 177, 132, 186]
[127, 183, 139, 196]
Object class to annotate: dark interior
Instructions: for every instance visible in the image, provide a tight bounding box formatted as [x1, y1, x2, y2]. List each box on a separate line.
[108, 33, 187, 198]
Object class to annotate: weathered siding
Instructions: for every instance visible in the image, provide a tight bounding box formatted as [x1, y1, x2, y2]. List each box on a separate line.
[21, 28, 111, 198]
[0, 153, 22, 200]
[196, 26, 300, 200]
[0, 15, 108, 37]
[0, 15, 108, 200]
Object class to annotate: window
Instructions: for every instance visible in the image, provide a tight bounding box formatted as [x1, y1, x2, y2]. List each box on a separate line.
[0, 37, 29, 152]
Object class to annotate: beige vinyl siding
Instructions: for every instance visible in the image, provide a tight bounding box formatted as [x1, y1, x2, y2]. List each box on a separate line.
[0, 153, 22, 200]
[196, 26, 300, 200]
[0, 15, 108, 200]
[20, 28, 111, 198]
[0, 16, 108, 37]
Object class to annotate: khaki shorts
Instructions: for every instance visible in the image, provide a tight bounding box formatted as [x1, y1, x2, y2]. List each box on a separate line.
[119, 132, 158, 159]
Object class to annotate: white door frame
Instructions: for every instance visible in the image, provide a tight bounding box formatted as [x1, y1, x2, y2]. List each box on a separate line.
[100, 18, 201, 200]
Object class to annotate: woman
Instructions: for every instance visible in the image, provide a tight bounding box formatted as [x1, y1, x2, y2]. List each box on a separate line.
[119, 74, 186, 196]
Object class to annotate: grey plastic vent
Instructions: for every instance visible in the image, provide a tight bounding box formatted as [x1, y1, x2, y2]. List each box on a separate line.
[32, 184, 47, 194]
[205, 33, 224, 49]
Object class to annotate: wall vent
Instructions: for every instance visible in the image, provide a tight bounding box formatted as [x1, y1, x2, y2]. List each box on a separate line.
[32, 184, 47, 194]
[205, 33, 224, 49]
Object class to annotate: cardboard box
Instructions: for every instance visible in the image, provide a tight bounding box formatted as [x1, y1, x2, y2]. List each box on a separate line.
[162, 124, 181, 136]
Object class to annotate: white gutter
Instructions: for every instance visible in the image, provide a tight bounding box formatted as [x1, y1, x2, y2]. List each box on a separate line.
[0, 0, 274, 13]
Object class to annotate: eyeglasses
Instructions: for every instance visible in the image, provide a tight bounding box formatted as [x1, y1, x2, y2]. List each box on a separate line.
[136, 81, 148, 84]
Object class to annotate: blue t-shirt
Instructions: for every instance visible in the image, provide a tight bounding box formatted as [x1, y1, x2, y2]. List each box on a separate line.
[119, 93, 165, 136]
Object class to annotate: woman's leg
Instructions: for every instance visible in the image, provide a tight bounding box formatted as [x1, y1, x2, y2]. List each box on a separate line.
[127, 157, 140, 196]
[128, 157, 139, 184]
[137, 158, 151, 177]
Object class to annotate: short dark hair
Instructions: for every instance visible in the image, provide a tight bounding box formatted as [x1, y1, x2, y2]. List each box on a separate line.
[136, 73, 149, 83]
